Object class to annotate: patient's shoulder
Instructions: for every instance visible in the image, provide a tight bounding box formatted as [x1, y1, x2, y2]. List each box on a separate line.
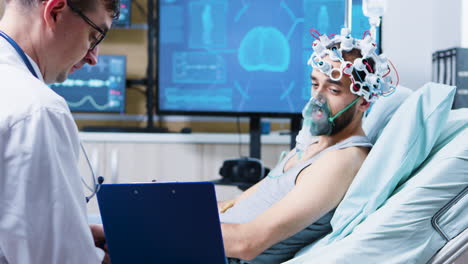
[297, 146, 369, 184]
[332, 144, 370, 161]
[324, 146, 369, 170]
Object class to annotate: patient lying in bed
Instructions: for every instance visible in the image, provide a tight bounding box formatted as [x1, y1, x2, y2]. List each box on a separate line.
[217, 28, 398, 264]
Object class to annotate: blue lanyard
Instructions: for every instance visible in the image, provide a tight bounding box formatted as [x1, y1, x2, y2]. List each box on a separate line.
[0, 30, 39, 79]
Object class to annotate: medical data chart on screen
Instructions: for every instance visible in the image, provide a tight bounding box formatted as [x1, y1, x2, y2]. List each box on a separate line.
[49, 55, 127, 113]
[158, 0, 377, 115]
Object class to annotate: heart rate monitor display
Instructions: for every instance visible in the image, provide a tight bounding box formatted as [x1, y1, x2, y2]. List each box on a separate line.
[157, 0, 379, 116]
[50, 55, 127, 113]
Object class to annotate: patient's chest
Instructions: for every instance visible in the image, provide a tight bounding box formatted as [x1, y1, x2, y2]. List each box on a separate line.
[283, 144, 325, 172]
[220, 148, 332, 224]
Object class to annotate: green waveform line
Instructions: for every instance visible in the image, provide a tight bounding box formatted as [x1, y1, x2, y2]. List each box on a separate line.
[67, 95, 111, 110]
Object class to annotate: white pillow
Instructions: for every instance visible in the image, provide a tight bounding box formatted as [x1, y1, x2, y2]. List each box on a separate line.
[286, 109, 468, 264]
[363, 85, 413, 144]
[291, 82, 457, 261]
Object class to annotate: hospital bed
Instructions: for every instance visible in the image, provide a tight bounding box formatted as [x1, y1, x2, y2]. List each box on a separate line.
[285, 83, 468, 264]
[87, 83, 467, 263]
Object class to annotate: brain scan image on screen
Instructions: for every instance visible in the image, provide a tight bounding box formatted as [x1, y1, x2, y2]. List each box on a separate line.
[158, 0, 377, 116]
[238, 26, 290, 72]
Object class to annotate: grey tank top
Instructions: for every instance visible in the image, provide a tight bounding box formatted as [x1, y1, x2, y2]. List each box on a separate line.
[221, 136, 373, 264]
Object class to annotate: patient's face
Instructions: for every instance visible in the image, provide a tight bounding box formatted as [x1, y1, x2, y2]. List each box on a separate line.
[310, 57, 359, 135]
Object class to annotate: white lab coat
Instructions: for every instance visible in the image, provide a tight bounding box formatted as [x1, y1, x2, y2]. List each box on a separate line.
[0, 37, 103, 263]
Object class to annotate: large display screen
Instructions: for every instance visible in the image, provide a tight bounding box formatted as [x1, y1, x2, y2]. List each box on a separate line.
[158, 0, 379, 116]
[50, 55, 127, 113]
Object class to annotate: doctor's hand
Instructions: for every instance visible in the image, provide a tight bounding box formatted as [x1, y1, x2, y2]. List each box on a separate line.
[90, 224, 111, 264]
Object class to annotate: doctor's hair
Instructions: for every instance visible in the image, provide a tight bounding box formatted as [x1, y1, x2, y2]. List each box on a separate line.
[15, 0, 120, 20]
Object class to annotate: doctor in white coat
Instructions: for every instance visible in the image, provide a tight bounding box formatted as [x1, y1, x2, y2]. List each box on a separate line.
[0, 0, 118, 263]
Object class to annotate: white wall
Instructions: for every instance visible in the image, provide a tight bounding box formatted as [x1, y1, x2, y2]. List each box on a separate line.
[461, 0, 468, 47]
[382, 0, 462, 89]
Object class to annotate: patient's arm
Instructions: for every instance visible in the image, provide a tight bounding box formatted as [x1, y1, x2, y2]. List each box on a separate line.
[218, 179, 263, 213]
[221, 147, 368, 260]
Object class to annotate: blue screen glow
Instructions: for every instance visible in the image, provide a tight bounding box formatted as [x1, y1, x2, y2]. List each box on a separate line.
[115, 0, 131, 27]
[158, 0, 378, 116]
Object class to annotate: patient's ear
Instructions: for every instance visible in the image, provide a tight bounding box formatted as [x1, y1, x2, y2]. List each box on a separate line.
[357, 98, 371, 113]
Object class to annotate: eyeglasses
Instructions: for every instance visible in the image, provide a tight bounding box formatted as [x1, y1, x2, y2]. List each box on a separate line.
[67, 0, 107, 51]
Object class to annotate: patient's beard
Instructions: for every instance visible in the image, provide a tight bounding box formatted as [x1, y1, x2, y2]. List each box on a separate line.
[330, 103, 356, 136]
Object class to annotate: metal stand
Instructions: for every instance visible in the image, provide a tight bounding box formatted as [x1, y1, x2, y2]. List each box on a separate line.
[82, 1, 165, 133]
[249, 117, 261, 159]
[146, 0, 155, 129]
[290, 116, 301, 149]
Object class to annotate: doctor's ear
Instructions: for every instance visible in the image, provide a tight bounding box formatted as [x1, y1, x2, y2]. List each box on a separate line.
[43, 0, 67, 27]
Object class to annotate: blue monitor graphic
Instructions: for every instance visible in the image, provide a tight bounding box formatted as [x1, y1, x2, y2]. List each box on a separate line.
[114, 0, 131, 27]
[158, 0, 380, 117]
[50, 55, 127, 113]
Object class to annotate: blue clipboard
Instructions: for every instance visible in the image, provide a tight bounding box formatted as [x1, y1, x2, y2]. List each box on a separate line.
[97, 182, 227, 264]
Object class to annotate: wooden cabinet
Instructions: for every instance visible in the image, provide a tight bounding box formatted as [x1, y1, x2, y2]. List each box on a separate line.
[79, 133, 290, 215]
